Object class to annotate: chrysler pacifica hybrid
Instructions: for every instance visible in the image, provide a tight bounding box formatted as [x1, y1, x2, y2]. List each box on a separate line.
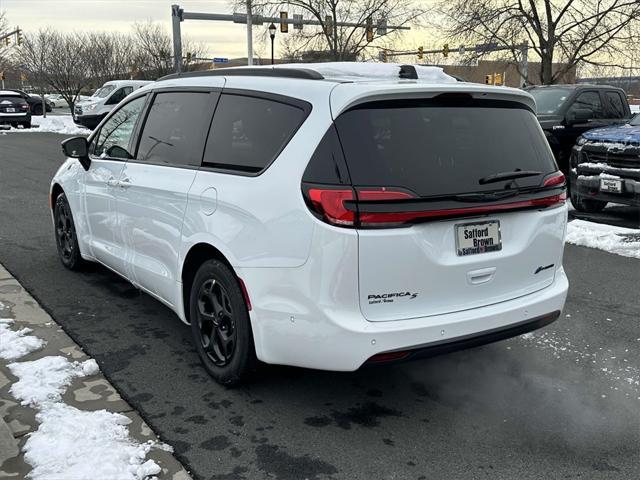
[51, 63, 568, 385]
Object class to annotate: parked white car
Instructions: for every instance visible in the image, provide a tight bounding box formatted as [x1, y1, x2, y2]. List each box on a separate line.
[50, 63, 569, 385]
[73, 80, 151, 129]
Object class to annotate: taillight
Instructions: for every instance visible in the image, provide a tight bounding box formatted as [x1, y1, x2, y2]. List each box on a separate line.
[20, 103, 29, 110]
[307, 188, 356, 226]
[543, 171, 566, 187]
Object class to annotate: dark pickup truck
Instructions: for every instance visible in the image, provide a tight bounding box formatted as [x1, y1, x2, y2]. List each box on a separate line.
[526, 85, 632, 173]
[569, 117, 640, 213]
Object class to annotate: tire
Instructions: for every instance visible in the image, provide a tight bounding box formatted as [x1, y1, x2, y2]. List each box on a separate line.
[53, 193, 84, 270]
[21, 122, 31, 129]
[570, 189, 607, 213]
[189, 259, 257, 386]
[33, 104, 43, 116]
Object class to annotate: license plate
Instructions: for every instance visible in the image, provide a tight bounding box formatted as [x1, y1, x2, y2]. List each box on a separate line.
[456, 221, 502, 256]
[600, 178, 622, 193]
[6, 108, 15, 113]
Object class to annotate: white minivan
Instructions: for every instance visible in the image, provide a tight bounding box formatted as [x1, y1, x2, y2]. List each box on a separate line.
[73, 80, 151, 129]
[51, 63, 568, 385]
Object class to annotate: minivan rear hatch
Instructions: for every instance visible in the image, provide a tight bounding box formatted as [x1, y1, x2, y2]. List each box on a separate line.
[333, 95, 566, 321]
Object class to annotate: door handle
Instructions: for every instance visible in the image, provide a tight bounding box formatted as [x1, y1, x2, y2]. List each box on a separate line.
[107, 177, 119, 187]
[119, 177, 132, 189]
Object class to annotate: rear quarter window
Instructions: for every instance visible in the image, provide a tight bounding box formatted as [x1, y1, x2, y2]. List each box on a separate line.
[335, 98, 557, 197]
[202, 93, 308, 174]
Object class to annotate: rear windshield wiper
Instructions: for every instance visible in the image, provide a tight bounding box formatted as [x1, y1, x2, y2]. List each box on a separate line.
[478, 170, 541, 185]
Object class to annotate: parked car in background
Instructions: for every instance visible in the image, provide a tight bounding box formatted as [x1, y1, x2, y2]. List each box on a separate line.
[569, 114, 640, 212]
[0, 90, 31, 128]
[527, 85, 632, 173]
[45, 94, 66, 108]
[73, 80, 152, 129]
[51, 63, 568, 385]
[6, 90, 53, 115]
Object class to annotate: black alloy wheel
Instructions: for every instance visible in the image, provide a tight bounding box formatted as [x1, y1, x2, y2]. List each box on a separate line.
[190, 259, 257, 386]
[196, 278, 237, 366]
[54, 194, 83, 270]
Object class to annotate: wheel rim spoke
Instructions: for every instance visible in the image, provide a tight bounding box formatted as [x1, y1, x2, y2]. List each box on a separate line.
[196, 277, 237, 366]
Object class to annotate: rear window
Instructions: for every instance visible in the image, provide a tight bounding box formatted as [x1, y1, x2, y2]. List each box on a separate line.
[334, 98, 556, 197]
[0, 95, 21, 104]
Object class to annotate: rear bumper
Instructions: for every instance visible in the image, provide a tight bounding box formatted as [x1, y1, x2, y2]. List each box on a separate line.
[249, 267, 569, 371]
[0, 113, 30, 124]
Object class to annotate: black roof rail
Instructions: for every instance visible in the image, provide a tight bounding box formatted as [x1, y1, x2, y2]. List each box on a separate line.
[158, 67, 325, 82]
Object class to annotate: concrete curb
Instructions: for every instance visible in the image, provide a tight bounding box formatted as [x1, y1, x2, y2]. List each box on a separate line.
[0, 263, 193, 480]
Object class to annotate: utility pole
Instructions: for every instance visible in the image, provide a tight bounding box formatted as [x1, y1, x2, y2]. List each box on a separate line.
[246, 0, 253, 65]
[519, 41, 529, 88]
[171, 5, 184, 73]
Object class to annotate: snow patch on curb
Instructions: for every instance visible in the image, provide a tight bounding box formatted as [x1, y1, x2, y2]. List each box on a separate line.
[4, 323, 164, 479]
[0, 318, 46, 360]
[566, 219, 640, 259]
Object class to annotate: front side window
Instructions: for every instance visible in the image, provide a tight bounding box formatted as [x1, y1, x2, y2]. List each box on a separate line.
[568, 91, 603, 118]
[202, 94, 307, 173]
[94, 95, 146, 159]
[136, 91, 214, 167]
[106, 87, 133, 105]
[604, 91, 625, 119]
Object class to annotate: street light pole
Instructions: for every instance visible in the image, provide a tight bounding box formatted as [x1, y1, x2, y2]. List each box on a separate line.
[268, 23, 276, 65]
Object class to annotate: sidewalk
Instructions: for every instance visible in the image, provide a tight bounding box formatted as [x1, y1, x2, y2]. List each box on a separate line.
[0, 263, 192, 480]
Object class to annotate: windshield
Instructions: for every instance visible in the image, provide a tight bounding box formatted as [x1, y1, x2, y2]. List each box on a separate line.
[94, 85, 116, 98]
[528, 88, 570, 115]
[335, 99, 556, 197]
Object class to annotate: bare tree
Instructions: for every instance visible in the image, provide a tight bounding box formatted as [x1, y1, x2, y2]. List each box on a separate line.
[85, 32, 135, 84]
[0, 12, 11, 70]
[237, 0, 424, 62]
[132, 21, 205, 78]
[19, 30, 93, 110]
[438, 0, 640, 85]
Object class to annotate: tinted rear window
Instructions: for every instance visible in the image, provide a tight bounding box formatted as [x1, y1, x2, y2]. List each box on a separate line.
[334, 99, 556, 197]
[202, 93, 307, 173]
[0, 96, 22, 105]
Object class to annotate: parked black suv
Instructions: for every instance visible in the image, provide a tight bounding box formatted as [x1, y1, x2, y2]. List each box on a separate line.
[7, 90, 53, 115]
[527, 85, 632, 173]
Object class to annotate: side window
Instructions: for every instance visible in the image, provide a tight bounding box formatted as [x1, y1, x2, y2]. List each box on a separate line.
[568, 91, 603, 118]
[603, 91, 625, 119]
[202, 94, 307, 173]
[94, 95, 147, 159]
[136, 91, 214, 167]
[106, 87, 132, 105]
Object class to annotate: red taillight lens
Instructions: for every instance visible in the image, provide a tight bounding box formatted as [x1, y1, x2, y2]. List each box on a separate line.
[307, 188, 356, 226]
[20, 103, 29, 110]
[543, 171, 566, 187]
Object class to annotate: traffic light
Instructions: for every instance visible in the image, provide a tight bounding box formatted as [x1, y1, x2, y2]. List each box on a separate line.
[442, 43, 449, 57]
[324, 15, 333, 37]
[378, 49, 388, 63]
[0, 72, 4, 81]
[418, 46, 424, 60]
[280, 12, 288, 33]
[186, 52, 192, 63]
[4, 36, 10, 47]
[485, 74, 494, 85]
[366, 17, 374, 43]
[494, 72, 503, 86]
[16, 28, 23, 46]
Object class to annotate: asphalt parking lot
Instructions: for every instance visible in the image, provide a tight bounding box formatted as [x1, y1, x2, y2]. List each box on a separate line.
[1, 132, 639, 479]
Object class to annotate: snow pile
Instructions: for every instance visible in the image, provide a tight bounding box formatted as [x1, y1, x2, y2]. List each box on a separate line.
[4, 334, 164, 479]
[9, 356, 98, 406]
[23, 404, 161, 480]
[0, 318, 46, 360]
[566, 219, 640, 259]
[1, 115, 89, 135]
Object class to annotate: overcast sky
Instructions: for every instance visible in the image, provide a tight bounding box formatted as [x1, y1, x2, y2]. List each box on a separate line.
[0, 0, 426, 60]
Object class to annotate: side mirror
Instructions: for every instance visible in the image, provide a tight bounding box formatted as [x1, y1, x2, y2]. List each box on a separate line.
[61, 136, 91, 171]
[567, 108, 592, 125]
